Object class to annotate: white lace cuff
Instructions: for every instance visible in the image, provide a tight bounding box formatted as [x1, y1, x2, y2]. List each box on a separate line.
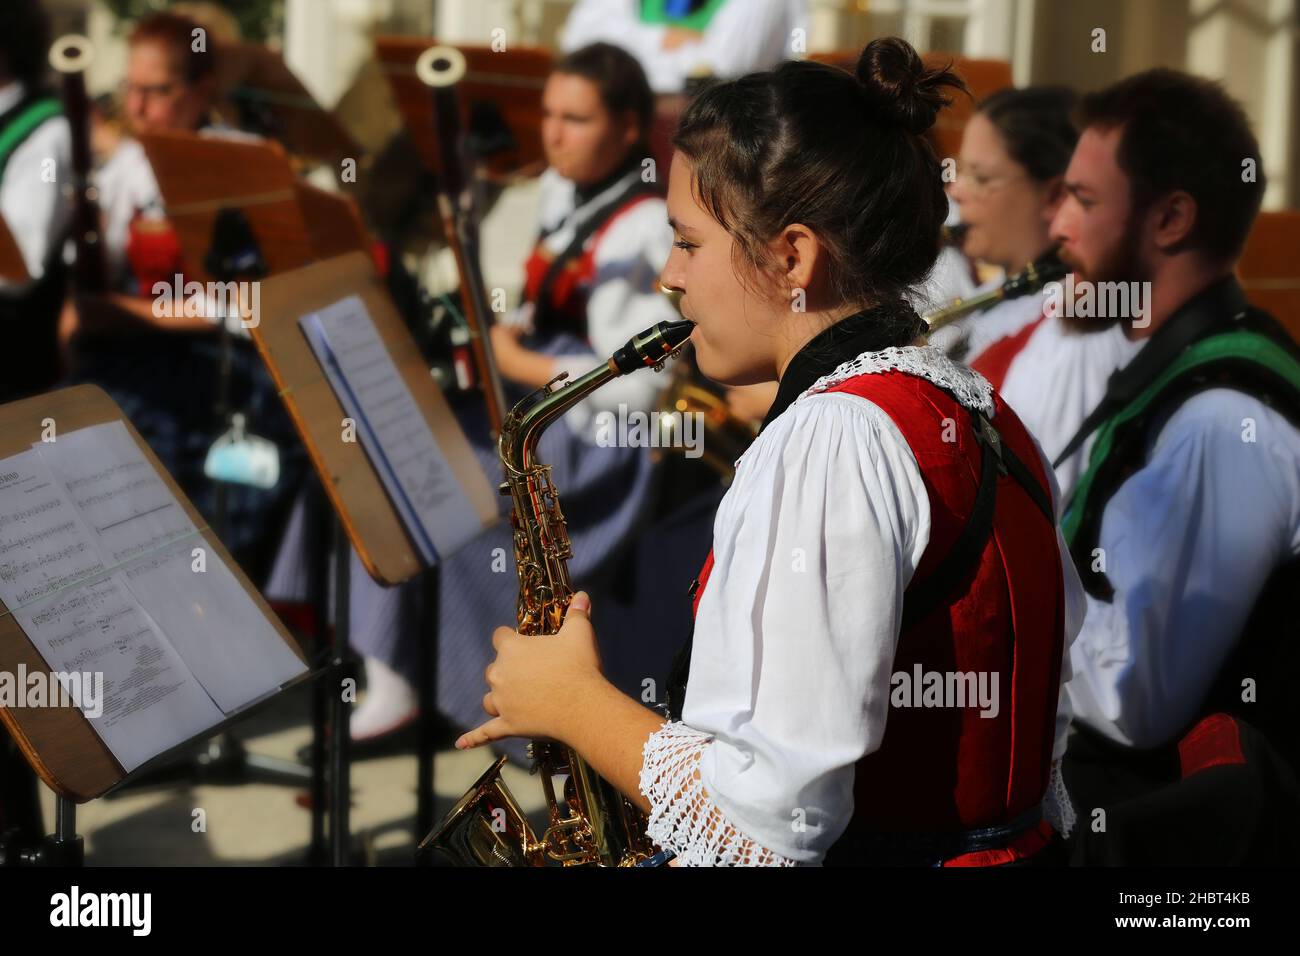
[1044, 761, 1076, 839]
[639, 721, 799, 867]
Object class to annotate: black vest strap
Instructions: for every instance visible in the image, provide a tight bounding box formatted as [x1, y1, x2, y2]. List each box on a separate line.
[901, 408, 1054, 632]
[531, 174, 659, 333]
[1054, 276, 1258, 471]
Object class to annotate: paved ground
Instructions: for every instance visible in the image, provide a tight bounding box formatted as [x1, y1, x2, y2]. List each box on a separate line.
[40, 681, 550, 866]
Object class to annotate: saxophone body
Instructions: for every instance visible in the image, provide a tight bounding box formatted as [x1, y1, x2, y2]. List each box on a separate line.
[421, 319, 693, 867]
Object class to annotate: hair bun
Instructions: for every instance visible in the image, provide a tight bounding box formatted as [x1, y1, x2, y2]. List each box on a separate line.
[855, 37, 967, 135]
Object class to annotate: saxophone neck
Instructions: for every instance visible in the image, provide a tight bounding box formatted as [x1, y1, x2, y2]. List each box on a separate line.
[499, 319, 694, 474]
[500, 361, 616, 475]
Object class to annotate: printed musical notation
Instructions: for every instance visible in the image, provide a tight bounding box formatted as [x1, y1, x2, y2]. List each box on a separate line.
[0, 448, 222, 771]
[35, 423, 306, 714]
[0, 422, 307, 772]
[299, 295, 485, 565]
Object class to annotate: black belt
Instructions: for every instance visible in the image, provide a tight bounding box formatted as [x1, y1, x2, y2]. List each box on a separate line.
[827, 804, 1045, 866]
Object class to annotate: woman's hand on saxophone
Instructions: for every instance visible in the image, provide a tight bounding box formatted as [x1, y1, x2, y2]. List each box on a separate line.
[456, 592, 606, 749]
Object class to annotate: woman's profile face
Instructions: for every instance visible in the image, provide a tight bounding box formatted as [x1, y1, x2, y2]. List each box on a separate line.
[661, 152, 789, 387]
[541, 73, 639, 187]
[123, 41, 210, 134]
[948, 112, 1056, 271]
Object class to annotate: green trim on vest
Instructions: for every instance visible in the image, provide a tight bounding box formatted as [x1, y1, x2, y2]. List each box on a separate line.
[1063, 330, 1300, 545]
[0, 97, 62, 178]
[640, 0, 729, 30]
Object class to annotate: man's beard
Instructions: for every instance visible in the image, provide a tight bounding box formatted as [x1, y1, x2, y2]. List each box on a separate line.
[1057, 213, 1148, 334]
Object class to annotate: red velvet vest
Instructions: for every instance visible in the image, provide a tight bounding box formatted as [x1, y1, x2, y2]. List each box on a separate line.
[522, 194, 658, 340]
[691, 369, 1065, 835]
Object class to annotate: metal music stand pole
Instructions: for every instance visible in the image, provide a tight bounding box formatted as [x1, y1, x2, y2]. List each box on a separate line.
[415, 564, 440, 857]
[329, 517, 354, 866]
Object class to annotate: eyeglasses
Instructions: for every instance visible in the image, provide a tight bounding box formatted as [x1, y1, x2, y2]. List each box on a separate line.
[119, 79, 180, 101]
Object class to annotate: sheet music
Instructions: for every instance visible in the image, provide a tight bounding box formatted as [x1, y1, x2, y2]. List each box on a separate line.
[0, 449, 223, 772]
[299, 294, 485, 564]
[34, 422, 307, 713]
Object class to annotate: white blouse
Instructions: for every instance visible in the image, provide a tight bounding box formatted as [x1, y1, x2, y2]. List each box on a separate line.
[1066, 388, 1300, 749]
[999, 319, 1146, 502]
[526, 167, 680, 440]
[925, 286, 1045, 365]
[638, 345, 1085, 865]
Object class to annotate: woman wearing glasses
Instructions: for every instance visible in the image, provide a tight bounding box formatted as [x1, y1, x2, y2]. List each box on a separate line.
[68, 11, 303, 580]
[945, 87, 1144, 498]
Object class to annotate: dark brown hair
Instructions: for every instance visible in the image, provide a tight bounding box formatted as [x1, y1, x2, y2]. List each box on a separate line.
[977, 85, 1078, 183]
[1077, 69, 1264, 263]
[129, 11, 218, 87]
[672, 37, 967, 310]
[0, 0, 50, 88]
[553, 42, 654, 145]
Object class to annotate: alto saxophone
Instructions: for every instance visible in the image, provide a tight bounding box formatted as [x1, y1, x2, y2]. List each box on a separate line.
[421, 318, 694, 866]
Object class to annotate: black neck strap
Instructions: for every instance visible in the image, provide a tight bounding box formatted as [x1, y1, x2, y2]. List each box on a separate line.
[1053, 275, 1247, 469]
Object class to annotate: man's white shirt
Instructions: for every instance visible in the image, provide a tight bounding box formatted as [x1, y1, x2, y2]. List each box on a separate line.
[1066, 387, 1300, 748]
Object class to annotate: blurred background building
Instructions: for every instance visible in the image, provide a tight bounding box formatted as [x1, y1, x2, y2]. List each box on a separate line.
[40, 0, 1299, 208]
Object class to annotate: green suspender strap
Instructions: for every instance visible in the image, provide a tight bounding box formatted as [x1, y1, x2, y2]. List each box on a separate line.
[0, 97, 62, 179]
[639, 0, 730, 30]
[1062, 329, 1300, 598]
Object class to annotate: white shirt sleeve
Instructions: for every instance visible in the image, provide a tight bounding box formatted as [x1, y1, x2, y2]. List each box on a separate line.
[640, 392, 931, 864]
[0, 115, 72, 289]
[95, 138, 166, 289]
[551, 198, 679, 438]
[1066, 389, 1300, 749]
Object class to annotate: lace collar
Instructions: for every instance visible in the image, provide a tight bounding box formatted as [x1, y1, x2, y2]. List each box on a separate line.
[795, 344, 995, 417]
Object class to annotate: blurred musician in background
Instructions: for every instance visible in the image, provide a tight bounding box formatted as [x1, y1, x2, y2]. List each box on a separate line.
[66, 11, 302, 582]
[936, 86, 1076, 363]
[1053, 70, 1300, 863]
[317, 43, 682, 743]
[944, 86, 1145, 498]
[560, 0, 807, 94]
[0, 0, 71, 404]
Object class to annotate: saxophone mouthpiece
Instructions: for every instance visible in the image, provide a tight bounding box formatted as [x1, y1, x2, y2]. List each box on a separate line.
[611, 320, 694, 375]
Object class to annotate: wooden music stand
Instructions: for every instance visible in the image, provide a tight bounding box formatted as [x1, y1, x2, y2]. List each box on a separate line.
[0, 214, 28, 283]
[252, 250, 497, 586]
[0, 385, 309, 807]
[253, 250, 497, 851]
[137, 130, 315, 284]
[132, 130, 375, 864]
[295, 182, 374, 264]
[214, 40, 362, 170]
[139, 129, 374, 278]
[374, 38, 552, 182]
